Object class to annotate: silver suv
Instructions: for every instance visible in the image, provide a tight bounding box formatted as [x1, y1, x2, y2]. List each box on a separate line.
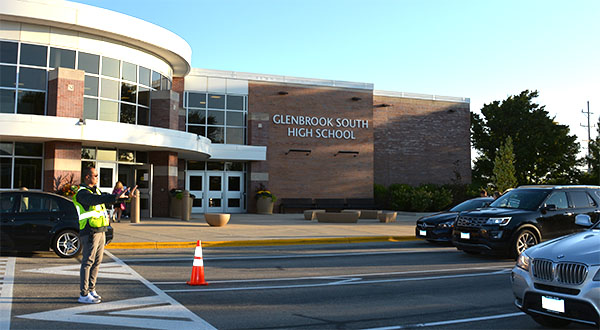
[511, 214, 600, 327]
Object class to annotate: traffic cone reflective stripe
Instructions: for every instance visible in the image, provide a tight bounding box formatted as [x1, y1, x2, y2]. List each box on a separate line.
[187, 240, 208, 286]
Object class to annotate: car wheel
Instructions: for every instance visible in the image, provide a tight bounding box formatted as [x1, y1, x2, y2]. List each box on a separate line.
[512, 229, 538, 258]
[53, 230, 81, 258]
[531, 314, 570, 328]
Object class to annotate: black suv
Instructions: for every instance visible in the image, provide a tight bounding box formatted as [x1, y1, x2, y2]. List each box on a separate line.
[452, 185, 600, 258]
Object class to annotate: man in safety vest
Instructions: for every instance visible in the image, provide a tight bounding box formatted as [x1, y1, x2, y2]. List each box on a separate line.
[74, 166, 136, 304]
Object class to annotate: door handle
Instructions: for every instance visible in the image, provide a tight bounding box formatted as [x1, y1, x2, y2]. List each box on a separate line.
[563, 212, 574, 216]
[594, 210, 600, 213]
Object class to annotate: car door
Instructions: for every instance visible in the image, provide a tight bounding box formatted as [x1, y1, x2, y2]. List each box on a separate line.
[568, 190, 599, 233]
[537, 191, 573, 239]
[0, 193, 19, 249]
[12, 193, 62, 250]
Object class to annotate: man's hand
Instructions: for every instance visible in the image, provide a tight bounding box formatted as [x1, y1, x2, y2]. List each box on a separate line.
[119, 185, 138, 199]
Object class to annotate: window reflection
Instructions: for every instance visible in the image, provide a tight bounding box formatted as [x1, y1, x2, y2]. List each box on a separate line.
[102, 57, 120, 78]
[19, 68, 46, 90]
[0, 41, 18, 64]
[0, 65, 16, 87]
[121, 82, 136, 103]
[84, 76, 98, 96]
[83, 98, 98, 119]
[120, 104, 136, 124]
[49, 48, 75, 69]
[101, 78, 119, 100]
[207, 127, 224, 143]
[99, 99, 118, 122]
[20, 44, 47, 67]
[208, 94, 225, 109]
[78, 52, 99, 74]
[17, 91, 45, 115]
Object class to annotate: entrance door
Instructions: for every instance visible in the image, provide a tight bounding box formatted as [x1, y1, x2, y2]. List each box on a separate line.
[134, 164, 153, 218]
[187, 171, 205, 213]
[96, 162, 117, 194]
[206, 173, 224, 213]
[225, 172, 244, 213]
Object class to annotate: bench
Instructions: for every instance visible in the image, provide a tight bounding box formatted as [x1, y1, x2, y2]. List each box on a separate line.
[304, 209, 325, 220]
[378, 211, 397, 223]
[316, 212, 359, 223]
[345, 198, 376, 209]
[279, 198, 314, 213]
[314, 198, 346, 212]
[342, 209, 382, 219]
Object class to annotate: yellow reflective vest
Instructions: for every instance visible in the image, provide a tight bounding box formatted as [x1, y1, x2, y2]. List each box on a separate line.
[73, 186, 109, 230]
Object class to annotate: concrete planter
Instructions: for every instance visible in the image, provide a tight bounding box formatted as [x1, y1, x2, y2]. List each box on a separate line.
[256, 197, 274, 214]
[204, 213, 230, 227]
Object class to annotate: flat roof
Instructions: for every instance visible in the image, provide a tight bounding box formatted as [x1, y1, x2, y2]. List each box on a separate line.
[374, 90, 470, 103]
[0, 0, 192, 76]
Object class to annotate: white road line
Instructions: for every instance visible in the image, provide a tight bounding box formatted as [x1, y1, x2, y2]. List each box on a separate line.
[0, 257, 16, 330]
[119, 248, 458, 263]
[362, 311, 526, 329]
[154, 265, 511, 285]
[163, 269, 511, 293]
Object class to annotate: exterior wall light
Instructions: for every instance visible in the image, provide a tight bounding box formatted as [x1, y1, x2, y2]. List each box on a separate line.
[351, 97, 362, 101]
[278, 91, 289, 95]
[76, 118, 86, 125]
[285, 149, 311, 155]
[334, 151, 359, 157]
[375, 103, 392, 107]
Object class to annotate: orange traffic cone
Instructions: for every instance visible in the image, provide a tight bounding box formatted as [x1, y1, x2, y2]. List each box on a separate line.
[187, 240, 208, 286]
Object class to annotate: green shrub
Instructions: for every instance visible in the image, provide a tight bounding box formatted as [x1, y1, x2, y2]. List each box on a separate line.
[389, 184, 413, 211]
[410, 186, 432, 212]
[374, 184, 389, 209]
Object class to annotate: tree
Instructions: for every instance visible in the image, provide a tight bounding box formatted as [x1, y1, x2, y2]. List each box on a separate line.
[492, 136, 518, 192]
[471, 90, 580, 185]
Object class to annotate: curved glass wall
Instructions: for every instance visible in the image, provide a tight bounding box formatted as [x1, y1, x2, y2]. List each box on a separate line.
[0, 40, 171, 125]
[184, 92, 247, 144]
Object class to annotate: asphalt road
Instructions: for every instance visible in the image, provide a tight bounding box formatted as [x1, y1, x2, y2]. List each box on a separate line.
[3, 242, 596, 329]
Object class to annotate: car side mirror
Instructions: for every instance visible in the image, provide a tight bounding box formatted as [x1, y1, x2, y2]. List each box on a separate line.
[544, 204, 557, 211]
[575, 214, 593, 227]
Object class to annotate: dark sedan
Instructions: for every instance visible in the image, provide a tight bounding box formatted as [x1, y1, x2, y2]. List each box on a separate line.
[415, 197, 493, 243]
[0, 190, 113, 258]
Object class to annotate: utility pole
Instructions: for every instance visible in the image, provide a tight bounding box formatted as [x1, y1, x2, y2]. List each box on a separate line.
[581, 101, 593, 173]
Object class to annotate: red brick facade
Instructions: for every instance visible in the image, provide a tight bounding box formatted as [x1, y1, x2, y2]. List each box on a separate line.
[150, 90, 180, 130]
[43, 141, 82, 192]
[46, 68, 84, 118]
[373, 95, 471, 186]
[248, 82, 374, 212]
[149, 151, 179, 217]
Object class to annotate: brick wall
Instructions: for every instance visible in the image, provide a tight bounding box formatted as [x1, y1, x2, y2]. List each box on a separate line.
[43, 141, 82, 192]
[149, 151, 178, 217]
[373, 95, 471, 186]
[47, 68, 84, 118]
[172, 77, 186, 132]
[150, 90, 179, 130]
[248, 82, 374, 212]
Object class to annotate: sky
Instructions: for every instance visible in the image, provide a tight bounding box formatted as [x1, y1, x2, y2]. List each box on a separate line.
[71, 0, 599, 157]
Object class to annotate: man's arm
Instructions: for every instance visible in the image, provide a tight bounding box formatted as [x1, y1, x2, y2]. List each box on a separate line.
[76, 188, 119, 207]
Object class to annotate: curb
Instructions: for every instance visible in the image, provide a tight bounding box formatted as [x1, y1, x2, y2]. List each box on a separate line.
[105, 235, 418, 249]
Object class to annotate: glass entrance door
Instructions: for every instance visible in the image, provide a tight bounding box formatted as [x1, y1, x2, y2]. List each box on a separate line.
[134, 164, 153, 218]
[225, 172, 244, 213]
[206, 173, 224, 213]
[187, 171, 205, 213]
[96, 162, 116, 194]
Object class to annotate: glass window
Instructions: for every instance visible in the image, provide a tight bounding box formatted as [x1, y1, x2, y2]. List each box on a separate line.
[138, 87, 150, 107]
[228, 176, 240, 191]
[120, 104, 136, 124]
[99, 99, 118, 122]
[15, 142, 43, 156]
[207, 127, 224, 143]
[545, 191, 569, 209]
[226, 127, 244, 145]
[226, 162, 244, 171]
[161, 75, 170, 91]
[49, 48, 75, 69]
[20, 44, 47, 67]
[17, 91, 45, 115]
[188, 125, 205, 136]
[0, 159, 12, 188]
[207, 162, 224, 171]
[13, 158, 42, 189]
[187, 161, 205, 170]
[81, 147, 96, 160]
[136, 151, 148, 163]
[137, 107, 149, 126]
[226, 111, 244, 126]
[188, 93, 206, 108]
[0, 65, 17, 87]
[139, 66, 151, 86]
[227, 95, 244, 110]
[78, 52, 99, 74]
[0, 41, 18, 64]
[97, 148, 116, 161]
[208, 94, 225, 109]
[101, 57, 119, 78]
[207, 110, 224, 125]
[190, 176, 203, 190]
[118, 150, 135, 162]
[19, 67, 46, 90]
[84, 76, 98, 96]
[121, 82, 136, 103]
[228, 199, 240, 208]
[99, 167, 113, 188]
[122, 61, 137, 82]
[570, 191, 593, 208]
[83, 98, 98, 120]
[0, 142, 12, 155]
[188, 109, 205, 124]
[0, 89, 15, 113]
[100, 78, 119, 100]
[151, 71, 161, 89]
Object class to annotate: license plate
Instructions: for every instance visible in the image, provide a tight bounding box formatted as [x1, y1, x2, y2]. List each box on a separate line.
[542, 296, 565, 313]
[460, 232, 470, 239]
[419, 230, 427, 237]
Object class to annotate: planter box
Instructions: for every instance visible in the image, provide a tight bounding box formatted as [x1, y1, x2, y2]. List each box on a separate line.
[316, 212, 359, 223]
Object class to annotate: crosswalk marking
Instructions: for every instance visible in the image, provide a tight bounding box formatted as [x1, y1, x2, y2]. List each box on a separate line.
[22, 262, 138, 280]
[0, 257, 16, 330]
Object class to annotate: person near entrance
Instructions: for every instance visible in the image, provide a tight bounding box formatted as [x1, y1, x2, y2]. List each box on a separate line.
[74, 167, 136, 304]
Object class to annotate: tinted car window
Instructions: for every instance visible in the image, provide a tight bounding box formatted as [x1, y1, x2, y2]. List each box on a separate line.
[0, 194, 17, 213]
[490, 190, 549, 210]
[450, 199, 491, 212]
[569, 191, 594, 208]
[545, 191, 569, 209]
[20, 195, 61, 213]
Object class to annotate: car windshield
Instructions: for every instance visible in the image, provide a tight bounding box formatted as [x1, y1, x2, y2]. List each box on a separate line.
[450, 199, 490, 212]
[489, 189, 549, 210]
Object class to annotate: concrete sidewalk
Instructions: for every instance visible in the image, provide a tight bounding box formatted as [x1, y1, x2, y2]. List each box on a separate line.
[105, 212, 430, 249]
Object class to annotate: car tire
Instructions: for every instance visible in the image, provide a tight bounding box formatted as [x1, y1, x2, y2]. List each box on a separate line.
[531, 314, 570, 328]
[512, 229, 538, 259]
[52, 230, 81, 258]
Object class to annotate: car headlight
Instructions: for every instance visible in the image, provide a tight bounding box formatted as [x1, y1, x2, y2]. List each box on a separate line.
[438, 220, 454, 228]
[486, 217, 511, 226]
[516, 252, 530, 271]
[594, 269, 600, 281]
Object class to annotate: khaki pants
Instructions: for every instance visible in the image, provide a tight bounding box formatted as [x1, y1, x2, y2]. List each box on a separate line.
[80, 232, 105, 296]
